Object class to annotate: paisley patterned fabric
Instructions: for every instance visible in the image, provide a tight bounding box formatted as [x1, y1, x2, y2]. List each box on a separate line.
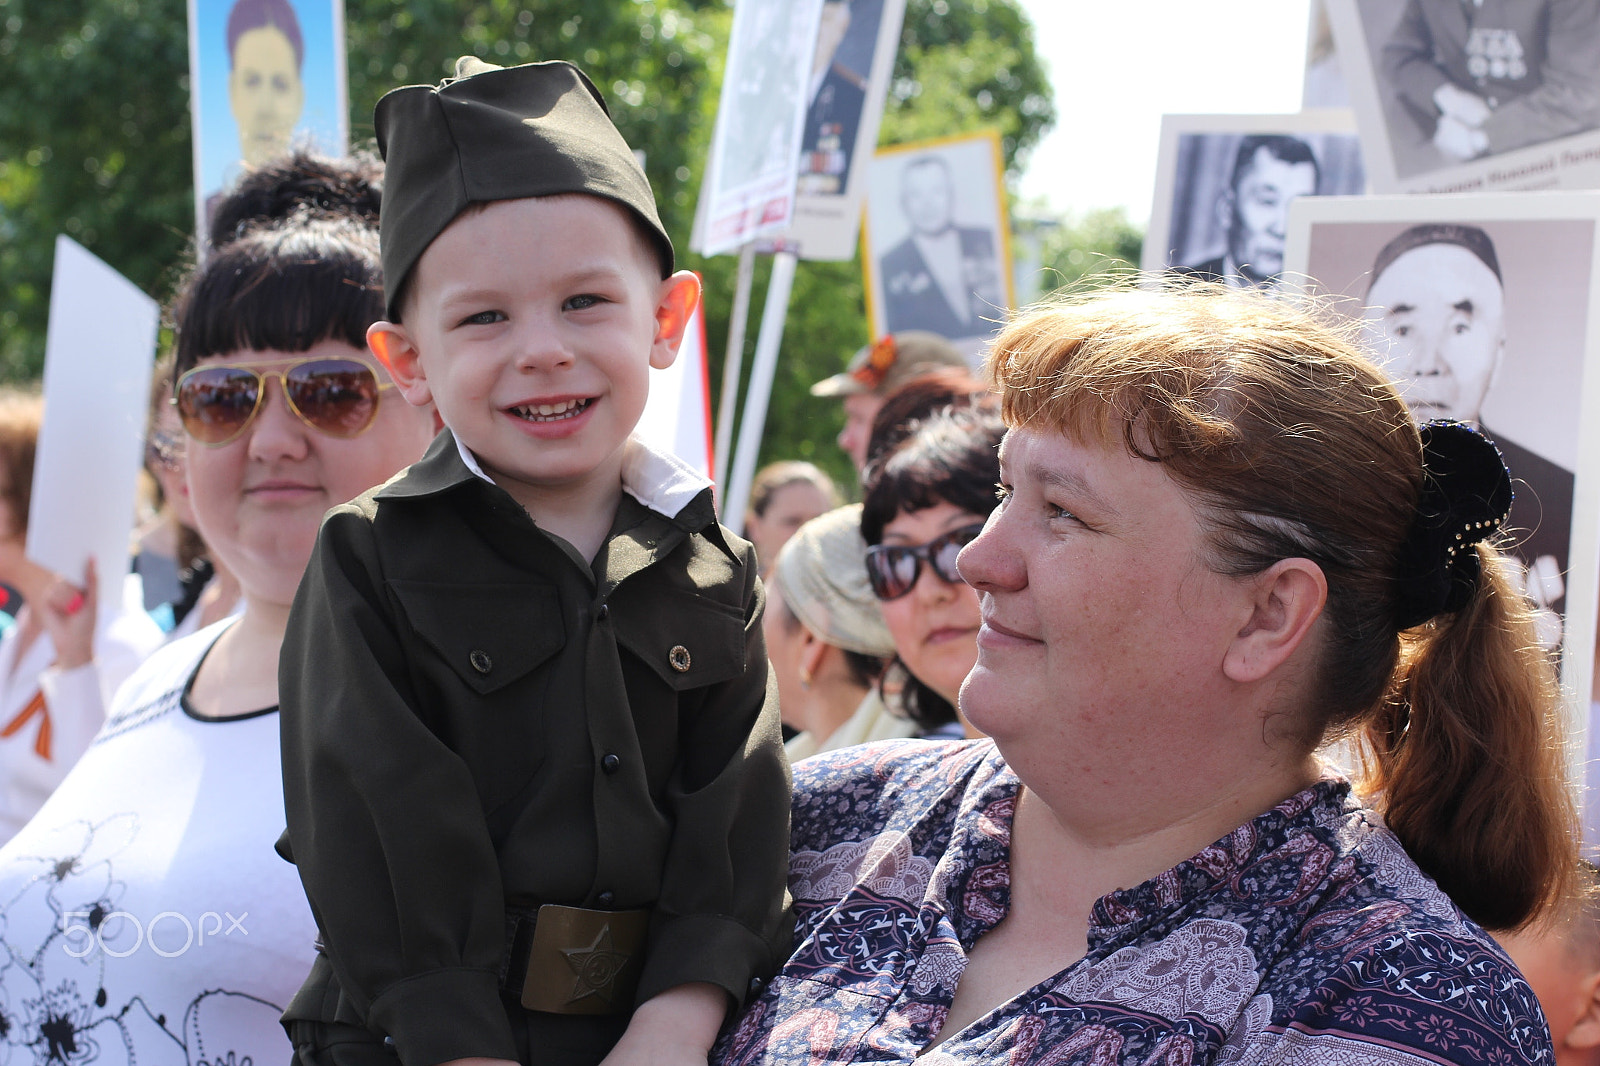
[713, 739, 1551, 1066]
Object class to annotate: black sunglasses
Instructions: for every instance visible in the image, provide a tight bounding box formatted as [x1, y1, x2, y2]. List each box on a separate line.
[864, 522, 985, 601]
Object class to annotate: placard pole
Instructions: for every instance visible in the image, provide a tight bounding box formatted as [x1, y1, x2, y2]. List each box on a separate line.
[723, 250, 799, 535]
[713, 241, 758, 490]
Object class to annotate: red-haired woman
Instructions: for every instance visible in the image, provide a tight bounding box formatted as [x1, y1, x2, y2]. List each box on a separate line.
[716, 285, 1571, 1065]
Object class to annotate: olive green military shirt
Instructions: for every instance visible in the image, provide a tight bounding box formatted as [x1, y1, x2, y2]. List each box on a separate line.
[278, 433, 792, 1066]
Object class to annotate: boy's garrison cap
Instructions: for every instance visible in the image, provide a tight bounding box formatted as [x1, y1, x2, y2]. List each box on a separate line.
[374, 56, 674, 320]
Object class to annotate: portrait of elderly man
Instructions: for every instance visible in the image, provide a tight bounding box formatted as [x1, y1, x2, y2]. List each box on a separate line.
[1380, 0, 1600, 163]
[879, 154, 1006, 342]
[1362, 222, 1573, 643]
[1177, 134, 1321, 289]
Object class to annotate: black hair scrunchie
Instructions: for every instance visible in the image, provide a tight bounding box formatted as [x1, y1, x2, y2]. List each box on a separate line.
[1393, 421, 1514, 630]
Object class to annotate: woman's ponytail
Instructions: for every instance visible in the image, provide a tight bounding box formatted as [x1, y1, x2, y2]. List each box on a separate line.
[1363, 543, 1575, 931]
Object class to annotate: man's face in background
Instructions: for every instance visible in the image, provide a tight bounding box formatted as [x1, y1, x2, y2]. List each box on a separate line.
[901, 160, 955, 237]
[1364, 242, 1506, 424]
[1224, 145, 1318, 283]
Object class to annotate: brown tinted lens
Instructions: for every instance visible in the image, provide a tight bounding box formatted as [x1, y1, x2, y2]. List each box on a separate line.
[176, 367, 261, 444]
[285, 360, 380, 438]
[865, 545, 919, 601]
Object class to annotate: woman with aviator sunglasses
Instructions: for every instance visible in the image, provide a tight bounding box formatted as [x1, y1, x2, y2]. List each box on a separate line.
[861, 406, 1005, 739]
[0, 203, 436, 1066]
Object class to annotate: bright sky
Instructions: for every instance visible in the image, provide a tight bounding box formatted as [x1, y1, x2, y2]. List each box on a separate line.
[1014, 1, 1313, 223]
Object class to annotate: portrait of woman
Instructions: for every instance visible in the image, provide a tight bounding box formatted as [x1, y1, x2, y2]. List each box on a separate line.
[226, 0, 305, 168]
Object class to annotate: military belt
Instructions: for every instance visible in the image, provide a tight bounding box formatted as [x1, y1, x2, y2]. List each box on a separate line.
[500, 905, 649, 1015]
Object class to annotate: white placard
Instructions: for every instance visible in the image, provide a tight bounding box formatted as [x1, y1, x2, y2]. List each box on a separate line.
[29, 237, 160, 609]
[692, 0, 826, 257]
[1143, 111, 1366, 291]
[1327, 0, 1600, 194]
[636, 300, 713, 482]
[780, 0, 909, 261]
[1283, 191, 1600, 833]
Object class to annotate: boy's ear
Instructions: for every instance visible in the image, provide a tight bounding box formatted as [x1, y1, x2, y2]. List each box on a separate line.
[650, 271, 703, 371]
[367, 322, 433, 407]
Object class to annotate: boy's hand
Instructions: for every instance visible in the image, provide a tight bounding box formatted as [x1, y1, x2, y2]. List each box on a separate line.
[599, 982, 729, 1066]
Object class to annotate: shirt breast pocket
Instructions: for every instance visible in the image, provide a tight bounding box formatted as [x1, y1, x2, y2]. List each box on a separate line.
[388, 579, 566, 694]
[611, 594, 747, 693]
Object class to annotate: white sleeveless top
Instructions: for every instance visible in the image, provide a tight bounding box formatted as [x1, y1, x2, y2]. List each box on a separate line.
[0, 620, 317, 1066]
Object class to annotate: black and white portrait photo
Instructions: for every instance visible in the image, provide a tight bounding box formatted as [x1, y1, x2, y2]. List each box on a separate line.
[1145, 113, 1365, 291]
[1285, 193, 1600, 660]
[1326, 0, 1600, 192]
[1286, 192, 1600, 846]
[780, 0, 906, 261]
[865, 132, 1012, 351]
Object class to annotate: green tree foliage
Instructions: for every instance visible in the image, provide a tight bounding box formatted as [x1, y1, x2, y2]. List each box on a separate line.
[0, 0, 1057, 494]
[1036, 207, 1145, 293]
[0, 0, 193, 378]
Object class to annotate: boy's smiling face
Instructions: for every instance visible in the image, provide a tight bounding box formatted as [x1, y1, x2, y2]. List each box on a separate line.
[371, 195, 698, 511]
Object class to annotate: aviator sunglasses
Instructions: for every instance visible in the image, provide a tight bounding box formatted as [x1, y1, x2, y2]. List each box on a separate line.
[174, 357, 394, 445]
[864, 522, 985, 601]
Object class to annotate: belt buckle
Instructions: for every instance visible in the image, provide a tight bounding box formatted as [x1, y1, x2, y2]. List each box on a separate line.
[520, 904, 649, 1015]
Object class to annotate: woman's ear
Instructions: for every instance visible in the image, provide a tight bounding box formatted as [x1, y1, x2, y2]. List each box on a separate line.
[1565, 968, 1600, 1052]
[650, 271, 703, 371]
[798, 628, 829, 686]
[1223, 558, 1328, 684]
[368, 322, 432, 407]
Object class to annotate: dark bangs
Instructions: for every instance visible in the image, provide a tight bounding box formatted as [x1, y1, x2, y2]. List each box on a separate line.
[860, 407, 1006, 546]
[172, 213, 383, 378]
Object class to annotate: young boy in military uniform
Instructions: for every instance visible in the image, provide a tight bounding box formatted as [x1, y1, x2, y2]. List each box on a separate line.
[277, 57, 792, 1066]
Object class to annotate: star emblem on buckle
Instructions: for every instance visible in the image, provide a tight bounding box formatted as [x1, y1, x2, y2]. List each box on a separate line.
[561, 923, 631, 1005]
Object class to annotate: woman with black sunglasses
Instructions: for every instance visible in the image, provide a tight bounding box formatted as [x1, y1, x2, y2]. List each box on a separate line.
[0, 163, 436, 1066]
[860, 406, 1005, 739]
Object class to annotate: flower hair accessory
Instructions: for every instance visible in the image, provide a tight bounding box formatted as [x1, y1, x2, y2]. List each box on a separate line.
[1393, 420, 1514, 630]
[849, 335, 899, 390]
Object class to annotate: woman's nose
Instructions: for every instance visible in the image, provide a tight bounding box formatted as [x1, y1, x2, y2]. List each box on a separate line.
[957, 515, 1020, 593]
[246, 377, 312, 460]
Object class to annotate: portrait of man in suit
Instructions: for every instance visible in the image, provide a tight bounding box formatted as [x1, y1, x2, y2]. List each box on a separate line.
[878, 154, 1005, 342]
[796, 0, 876, 196]
[1379, 0, 1600, 165]
[1178, 135, 1320, 289]
[1362, 222, 1574, 644]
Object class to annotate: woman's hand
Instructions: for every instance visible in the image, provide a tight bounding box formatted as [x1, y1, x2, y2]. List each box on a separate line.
[599, 982, 728, 1066]
[38, 558, 97, 671]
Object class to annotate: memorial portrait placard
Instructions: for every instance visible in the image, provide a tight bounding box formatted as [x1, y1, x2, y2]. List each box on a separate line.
[1144, 111, 1366, 291]
[862, 130, 1013, 358]
[188, 0, 347, 244]
[1326, 0, 1600, 193]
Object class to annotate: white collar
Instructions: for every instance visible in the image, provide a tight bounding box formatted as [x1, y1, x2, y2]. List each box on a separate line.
[453, 432, 710, 520]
